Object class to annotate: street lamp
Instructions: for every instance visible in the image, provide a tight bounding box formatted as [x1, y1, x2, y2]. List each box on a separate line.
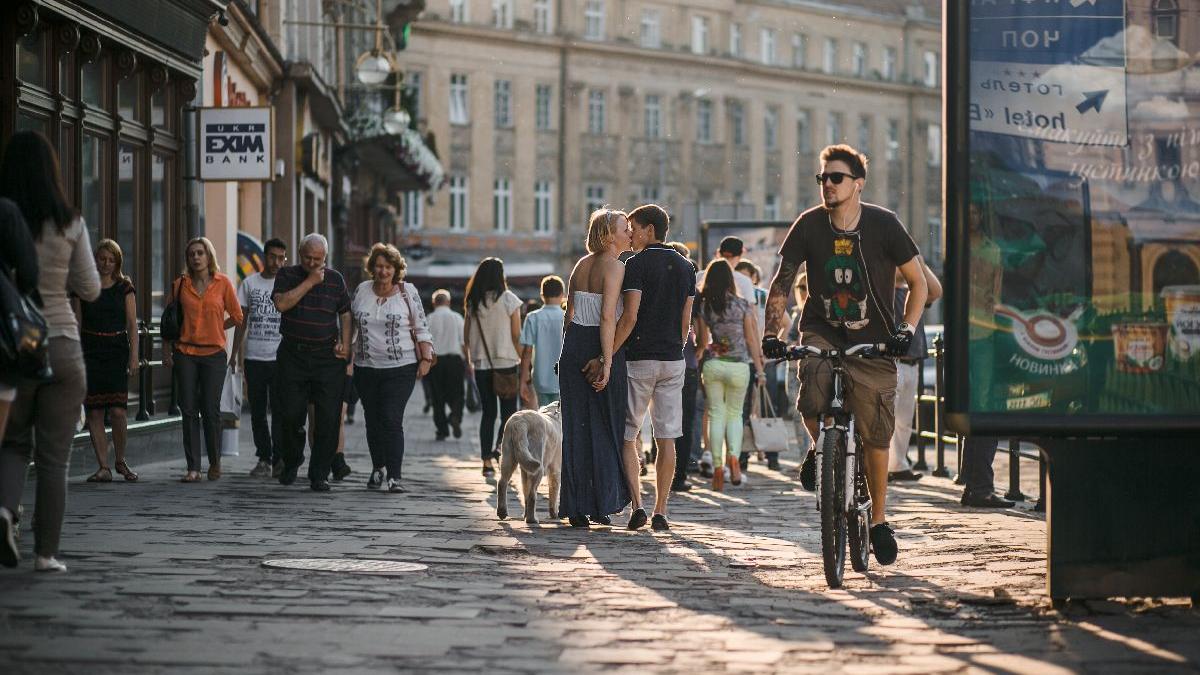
[355, 50, 392, 85]
[383, 106, 411, 134]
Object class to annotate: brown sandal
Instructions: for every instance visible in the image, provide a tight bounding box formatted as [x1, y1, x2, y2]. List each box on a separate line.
[114, 461, 139, 482]
[87, 467, 113, 483]
[207, 464, 221, 481]
[181, 471, 202, 483]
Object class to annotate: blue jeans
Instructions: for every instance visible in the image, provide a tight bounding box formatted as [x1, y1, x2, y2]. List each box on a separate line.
[354, 364, 419, 479]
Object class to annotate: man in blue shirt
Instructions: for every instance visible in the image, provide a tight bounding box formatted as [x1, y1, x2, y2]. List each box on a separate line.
[519, 276, 566, 408]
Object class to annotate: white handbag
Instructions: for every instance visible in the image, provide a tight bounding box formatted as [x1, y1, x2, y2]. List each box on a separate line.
[748, 380, 790, 453]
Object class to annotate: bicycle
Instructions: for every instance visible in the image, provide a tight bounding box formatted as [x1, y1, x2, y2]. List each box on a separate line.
[782, 342, 885, 588]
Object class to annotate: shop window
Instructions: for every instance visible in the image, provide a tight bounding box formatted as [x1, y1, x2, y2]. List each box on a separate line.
[15, 111, 48, 135]
[82, 134, 107, 244]
[151, 86, 170, 130]
[82, 55, 108, 110]
[151, 155, 170, 315]
[57, 52, 76, 99]
[117, 144, 140, 290]
[118, 72, 143, 122]
[58, 124, 76, 205]
[17, 30, 47, 89]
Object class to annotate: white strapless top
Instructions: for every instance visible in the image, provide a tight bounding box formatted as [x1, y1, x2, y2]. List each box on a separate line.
[571, 291, 623, 327]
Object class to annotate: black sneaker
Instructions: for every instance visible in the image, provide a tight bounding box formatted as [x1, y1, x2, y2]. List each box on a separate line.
[271, 460, 284, 479]
[870, 523, 898, 565]
[627, 508, 648, 531]
[888, 469, 923, 482]
[367, 468, 385, 490]
[961, 491, 1015, 508]
[589, 515, 612, 525]
[332, 463, 352, 481]
[651, 514, 670, 531]
[799, 450, 816, 491]
[568, 516, 590, 528]
[670, 480, 691, 493]
[435, 433, 448, 442]
[310, 480, 332, 492]
[738, 453, 749, 473]
[451, 422, 462, 438]
[278, 464, 299, 486]
[766, 455, 782, 472]
[387, 478, 405, 493]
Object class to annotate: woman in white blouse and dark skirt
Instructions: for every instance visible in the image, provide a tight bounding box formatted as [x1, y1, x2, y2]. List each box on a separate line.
[349, 243, 434, 493]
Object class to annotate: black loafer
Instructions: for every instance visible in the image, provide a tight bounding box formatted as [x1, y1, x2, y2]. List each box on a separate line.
[278, 464, 299, 486]
[310, 480, 331, 492]
[568, 516, 590, 528]
[332, 464, 352, 481]
[870, 523, 898, 565]
[627, 508, 648, 530]
[799, 451, 816, 491]
[888, 469, 923, 482]
[589, 515, 612, 526]
[651, 514, 670, 531]
[670, 481, 691, 492]
[961, 491, 1015, 508]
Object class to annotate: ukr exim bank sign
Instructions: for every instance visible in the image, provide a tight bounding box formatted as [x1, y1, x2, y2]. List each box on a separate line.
[198, 107, 274, 181]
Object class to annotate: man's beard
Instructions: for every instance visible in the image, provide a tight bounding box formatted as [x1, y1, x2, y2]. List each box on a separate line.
[822, 194, 841, 209]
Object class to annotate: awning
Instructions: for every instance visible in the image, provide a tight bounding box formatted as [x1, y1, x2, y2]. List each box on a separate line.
[339, 127, 443, 193]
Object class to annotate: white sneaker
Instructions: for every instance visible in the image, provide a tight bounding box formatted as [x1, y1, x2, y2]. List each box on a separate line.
[387, 478, 405, 493]
[723, 466, 731, 481]
[367, 469, 385, 489]
[35, 556, 67, 573]
[700, 451, 713, 474]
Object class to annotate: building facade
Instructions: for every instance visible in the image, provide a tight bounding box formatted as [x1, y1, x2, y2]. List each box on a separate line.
[400, 0, 942, 278]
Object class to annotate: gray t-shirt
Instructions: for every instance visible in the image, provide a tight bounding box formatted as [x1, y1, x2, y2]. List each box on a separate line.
[702, 295, 752, 362]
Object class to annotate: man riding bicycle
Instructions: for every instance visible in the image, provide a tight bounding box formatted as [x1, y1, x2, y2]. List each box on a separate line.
[763, 144, 929, 566]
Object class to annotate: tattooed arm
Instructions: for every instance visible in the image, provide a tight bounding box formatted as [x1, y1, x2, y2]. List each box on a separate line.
[765, 258, 802, 340]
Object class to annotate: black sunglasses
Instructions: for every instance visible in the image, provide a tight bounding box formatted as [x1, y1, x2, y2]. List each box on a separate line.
[815, 171, 859, 185]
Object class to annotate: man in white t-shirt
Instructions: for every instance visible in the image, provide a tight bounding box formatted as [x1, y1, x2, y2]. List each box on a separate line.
[427, 289, 466, 441]
[697, 236, 757, 303]
[231, 238, 287, 478]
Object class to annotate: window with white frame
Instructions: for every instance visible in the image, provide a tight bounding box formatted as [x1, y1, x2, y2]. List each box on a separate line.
[827, 112, 843, 145]
[449, 175, 468, 231]
[797, 109, 812, 155]
[691, 16, 709, 55]
[923, 50, 939, 87]
[927, 123, 941, 167]
[730, 23, 742, 58]
[533, 0, 552, 34]
[764, 194, 779, 221]
[449, 73, 469, 125]
[644, 94, 662, 139]
[761, 28, 777, 66]
[584, 1, 605, 41]
[494, 79, 512, 128]
[858, 115, 871, 153]
[886, 119, 900, 161]
[535, 84, 552, 131]
[730, 101, 745, 146]
[852, 42, 867, 77]
[449, 0, 468, 24]
[1153, 0, 1180, 44]
[823, 38, 837, 73]
[641, 10, 661, 48]
[696, 99, 713, 143]
[764, 107, 778, 150]
[587, 89, 606, 135]
[584, 184, 606, 220]
[404, 72, 423, 118]
[492, 0, 512, 29]
[534, 180, 554, 233]
[883, 47, 897, 81]
[402, 191, 424, 230]
[792, 33, 807, 68]
[493, 178, 513, 232]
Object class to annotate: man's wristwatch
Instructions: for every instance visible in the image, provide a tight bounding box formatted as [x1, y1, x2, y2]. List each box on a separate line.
[897, 322, 914, 336]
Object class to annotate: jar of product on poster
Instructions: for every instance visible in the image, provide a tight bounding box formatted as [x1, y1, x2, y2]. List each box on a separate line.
[1161, 285, 1200, 363]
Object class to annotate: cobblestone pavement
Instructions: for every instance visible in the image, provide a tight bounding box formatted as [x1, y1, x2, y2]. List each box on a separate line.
[1, 395, 1198, 674]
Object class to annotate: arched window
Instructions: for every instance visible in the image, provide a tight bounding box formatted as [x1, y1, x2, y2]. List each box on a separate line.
[1152, 0, 1180, 46]
[1152, 250, 1199, 296]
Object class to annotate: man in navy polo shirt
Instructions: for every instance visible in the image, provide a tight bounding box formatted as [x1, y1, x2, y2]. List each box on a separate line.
[611, 204, 696, 531]
[271, 233, 353, 492]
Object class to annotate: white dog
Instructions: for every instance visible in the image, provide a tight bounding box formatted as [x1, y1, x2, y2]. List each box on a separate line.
[496, 401, 562, 524]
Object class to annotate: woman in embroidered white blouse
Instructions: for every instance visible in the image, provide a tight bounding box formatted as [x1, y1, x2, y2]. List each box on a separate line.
[349, 243, 434, 493]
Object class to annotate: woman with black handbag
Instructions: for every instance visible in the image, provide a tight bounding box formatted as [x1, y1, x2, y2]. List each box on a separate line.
[463, 258, 522, 476]
[0, 131, 100, 572]
[0, 198, 39, 447]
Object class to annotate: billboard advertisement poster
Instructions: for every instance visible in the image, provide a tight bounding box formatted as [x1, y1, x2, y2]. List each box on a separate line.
[951, 0, 1200, 432]
[198, 107, 274, 181]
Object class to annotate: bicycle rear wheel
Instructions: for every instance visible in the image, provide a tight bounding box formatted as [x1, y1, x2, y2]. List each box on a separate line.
[820, 427, 847, 588]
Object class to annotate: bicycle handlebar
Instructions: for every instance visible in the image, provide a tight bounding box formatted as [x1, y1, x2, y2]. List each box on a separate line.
[780, 342, 886, 361]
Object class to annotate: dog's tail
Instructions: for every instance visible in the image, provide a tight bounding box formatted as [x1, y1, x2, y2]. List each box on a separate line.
[503, 422, 542, 474]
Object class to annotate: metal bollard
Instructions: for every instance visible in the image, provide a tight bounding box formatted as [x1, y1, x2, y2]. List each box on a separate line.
[1035, 450, 1046, 512]
[136, 321, 151, 421]
[932, 334, 951, 478]
[913, 353, 928, 471]
[1005, 439, 1026, 501]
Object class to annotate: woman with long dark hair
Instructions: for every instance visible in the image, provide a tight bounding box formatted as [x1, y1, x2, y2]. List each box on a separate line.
[164, 237, 242, 483]
[0, 131, 100, 572]
[463, 257, 522, 476]
[695, 259, 765, 491]
[77, 239, 139, 483]
[350, 243, 433, 493]
[558, 208, 634, 527]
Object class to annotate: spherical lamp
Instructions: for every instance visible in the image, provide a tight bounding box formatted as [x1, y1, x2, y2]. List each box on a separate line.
[355, 51, 392, 85]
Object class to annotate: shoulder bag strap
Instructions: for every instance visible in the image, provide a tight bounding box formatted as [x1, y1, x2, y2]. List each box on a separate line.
[401, 286, 427, 354]
[756, 378, 777, 419]
[473, 309, 497, 370]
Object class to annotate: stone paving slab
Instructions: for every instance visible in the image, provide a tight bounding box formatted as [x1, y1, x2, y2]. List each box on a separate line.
[1, 392, 1198, 673]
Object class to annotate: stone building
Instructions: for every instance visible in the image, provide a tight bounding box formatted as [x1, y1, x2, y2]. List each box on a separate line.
[398, 0, 942, 285]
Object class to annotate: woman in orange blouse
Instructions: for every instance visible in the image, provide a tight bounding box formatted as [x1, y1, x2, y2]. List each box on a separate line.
[164, 237, 243, 482]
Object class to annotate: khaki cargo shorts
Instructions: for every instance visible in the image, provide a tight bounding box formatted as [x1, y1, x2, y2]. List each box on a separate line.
[796, 333, 898, 448]
[624, 359, 686, 441]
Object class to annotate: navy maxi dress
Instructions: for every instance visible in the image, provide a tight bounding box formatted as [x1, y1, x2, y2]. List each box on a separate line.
[558, 292, 631, 519]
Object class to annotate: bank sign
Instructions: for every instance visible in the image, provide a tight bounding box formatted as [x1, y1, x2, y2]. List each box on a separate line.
[198, 107, 273, 181]
[969, 0, 1127, 147]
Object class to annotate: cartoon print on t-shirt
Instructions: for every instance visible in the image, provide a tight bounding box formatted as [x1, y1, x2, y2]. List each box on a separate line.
[822, 237, 869, 330]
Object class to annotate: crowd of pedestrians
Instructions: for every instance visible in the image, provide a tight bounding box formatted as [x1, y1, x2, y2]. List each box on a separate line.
[0, 134, 1020, 574]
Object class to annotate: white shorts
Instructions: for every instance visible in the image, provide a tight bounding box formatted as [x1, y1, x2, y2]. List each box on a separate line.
[624, 359, 686, 441]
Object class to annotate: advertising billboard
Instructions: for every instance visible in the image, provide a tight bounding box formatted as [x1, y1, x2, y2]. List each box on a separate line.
[198, 106, 274, 181]
[947, 0, 1200, 434]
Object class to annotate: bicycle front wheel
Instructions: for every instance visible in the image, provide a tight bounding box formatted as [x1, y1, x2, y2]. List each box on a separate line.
[820, 427, 848, 588]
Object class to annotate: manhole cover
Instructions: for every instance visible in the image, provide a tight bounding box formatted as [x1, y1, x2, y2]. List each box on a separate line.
[261, 558, 428, 576]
